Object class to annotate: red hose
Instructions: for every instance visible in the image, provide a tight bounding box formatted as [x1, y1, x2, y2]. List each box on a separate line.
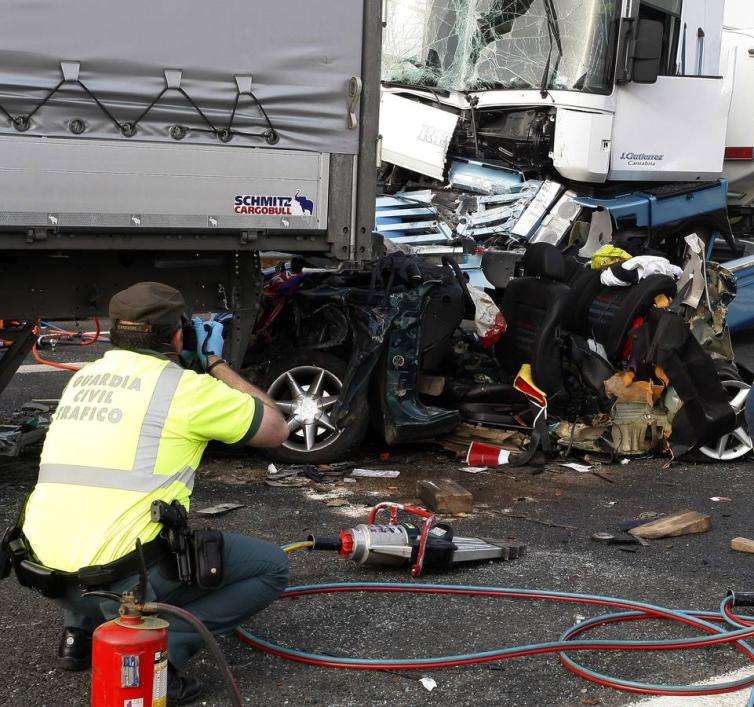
[726, 602, 754, 627]
[79, 317, 101, 345]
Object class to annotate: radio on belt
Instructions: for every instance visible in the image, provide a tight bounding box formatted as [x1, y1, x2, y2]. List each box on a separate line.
[308, 502, 524, 577]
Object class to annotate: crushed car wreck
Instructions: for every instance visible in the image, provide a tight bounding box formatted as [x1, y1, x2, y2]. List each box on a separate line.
[244, 239, 750, 467]
[245, 254, 473, 463]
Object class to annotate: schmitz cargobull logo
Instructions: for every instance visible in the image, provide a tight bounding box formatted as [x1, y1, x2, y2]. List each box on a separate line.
[234, 191, 314, 216]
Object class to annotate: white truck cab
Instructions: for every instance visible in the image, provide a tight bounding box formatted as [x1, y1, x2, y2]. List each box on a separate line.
[382, 0, 732, 185]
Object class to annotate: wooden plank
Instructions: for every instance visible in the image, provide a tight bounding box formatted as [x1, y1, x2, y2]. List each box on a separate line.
[628, 511, 710, 539]
[445, 423, 527, 450]
[417, 478, 473, 515]
[731, 537, 754, 554]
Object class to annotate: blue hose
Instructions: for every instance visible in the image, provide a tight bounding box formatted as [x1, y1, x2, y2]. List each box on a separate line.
[237, 582, 754, 697]
[40, 321, 67, 332]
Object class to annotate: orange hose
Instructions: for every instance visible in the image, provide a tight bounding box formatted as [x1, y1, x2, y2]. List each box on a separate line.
[31, 320, 82, 371]
[31, 342, 81, 371]
[16, 318, 103, 371]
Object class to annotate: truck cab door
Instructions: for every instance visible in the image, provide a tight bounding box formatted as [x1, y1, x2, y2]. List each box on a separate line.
[609, 0, 732, 182]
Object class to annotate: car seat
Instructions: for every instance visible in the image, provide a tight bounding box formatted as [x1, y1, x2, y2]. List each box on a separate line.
[565, 268, 677, 363]
[453, 244, 572, 426]
[496, 243, 571, 396]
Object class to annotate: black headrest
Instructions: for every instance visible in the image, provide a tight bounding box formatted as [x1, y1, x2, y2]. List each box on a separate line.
[481, 249, 519, 289]
[523, 243, 567, 282]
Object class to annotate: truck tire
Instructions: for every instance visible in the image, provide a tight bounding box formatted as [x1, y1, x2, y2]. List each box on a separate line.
[262, 350, 369, 464]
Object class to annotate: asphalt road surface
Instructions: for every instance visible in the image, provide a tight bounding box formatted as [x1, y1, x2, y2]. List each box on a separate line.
[1, 335, 753, 706]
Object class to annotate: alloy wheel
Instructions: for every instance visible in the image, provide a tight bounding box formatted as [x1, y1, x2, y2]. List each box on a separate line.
[267, 365, 344, 454]
[699, 380, 753, 461]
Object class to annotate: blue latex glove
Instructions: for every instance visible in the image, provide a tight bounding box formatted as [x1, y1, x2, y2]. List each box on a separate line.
[178, 350, 201, 371]
[192, 317, 225, 370]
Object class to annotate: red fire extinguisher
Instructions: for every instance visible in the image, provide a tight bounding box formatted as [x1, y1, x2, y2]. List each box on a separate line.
[86, 540, 242, 707]
[91, 611, 169, 707]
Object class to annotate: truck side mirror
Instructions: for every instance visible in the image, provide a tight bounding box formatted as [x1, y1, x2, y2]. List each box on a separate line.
[632, 19, 663, 84]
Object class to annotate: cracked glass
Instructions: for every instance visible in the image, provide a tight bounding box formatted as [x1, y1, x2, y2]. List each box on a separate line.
[384, 0, 622, 94]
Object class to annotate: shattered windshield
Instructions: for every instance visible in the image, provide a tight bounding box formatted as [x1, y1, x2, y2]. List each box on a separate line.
[383, 0, 622, 94]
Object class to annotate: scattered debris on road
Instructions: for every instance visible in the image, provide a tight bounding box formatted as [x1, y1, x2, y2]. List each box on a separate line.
[419, 677, 437, 693]
[628, 511, 711, 540]
[196, 503, 245, 517]
[731, 537, 754, 554]
[350, 468, 401, 479]
[417, 478, 474, 514]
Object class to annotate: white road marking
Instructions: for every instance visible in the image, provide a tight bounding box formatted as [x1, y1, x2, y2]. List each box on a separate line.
[16, 363, 87, 374]
[628, 665, 754, 706]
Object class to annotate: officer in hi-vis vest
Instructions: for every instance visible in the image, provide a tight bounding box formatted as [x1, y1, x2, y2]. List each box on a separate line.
[15, 282, 290, 705]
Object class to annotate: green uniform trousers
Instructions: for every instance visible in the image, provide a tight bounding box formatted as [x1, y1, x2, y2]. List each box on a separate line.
[54, 533, 289, 669]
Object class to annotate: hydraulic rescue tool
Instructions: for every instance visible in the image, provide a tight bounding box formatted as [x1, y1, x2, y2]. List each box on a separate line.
[306, 502, 525, 577]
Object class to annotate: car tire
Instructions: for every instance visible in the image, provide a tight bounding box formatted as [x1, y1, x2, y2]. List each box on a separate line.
[696, 360, 753, 462]
[262, 350, 369, 464]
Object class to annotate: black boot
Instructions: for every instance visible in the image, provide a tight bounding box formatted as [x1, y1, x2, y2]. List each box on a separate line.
[57, 627, 92, 671]
[167, 664, 203, 706]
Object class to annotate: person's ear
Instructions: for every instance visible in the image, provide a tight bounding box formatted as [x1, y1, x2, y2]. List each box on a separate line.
[171, 326, 183, 353]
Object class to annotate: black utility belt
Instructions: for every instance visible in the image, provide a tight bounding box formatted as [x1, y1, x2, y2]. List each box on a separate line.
[2, 499, 225, 598]
[14, 536, 169, 598]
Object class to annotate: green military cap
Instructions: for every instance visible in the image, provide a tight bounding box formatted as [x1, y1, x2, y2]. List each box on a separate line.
[109, 282, 185, 331]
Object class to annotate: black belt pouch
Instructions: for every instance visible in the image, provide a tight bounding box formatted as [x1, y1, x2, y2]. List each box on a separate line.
[191, 530, 224, 589]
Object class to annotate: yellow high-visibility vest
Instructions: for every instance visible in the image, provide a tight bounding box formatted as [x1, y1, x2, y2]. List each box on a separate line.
[22, 349, 260, 572]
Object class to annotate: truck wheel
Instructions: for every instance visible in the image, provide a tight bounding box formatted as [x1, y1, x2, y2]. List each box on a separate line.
[262, 351, 369, 464]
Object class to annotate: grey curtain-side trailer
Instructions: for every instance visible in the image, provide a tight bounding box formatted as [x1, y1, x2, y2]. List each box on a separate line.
[0, 0, 382, 388]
